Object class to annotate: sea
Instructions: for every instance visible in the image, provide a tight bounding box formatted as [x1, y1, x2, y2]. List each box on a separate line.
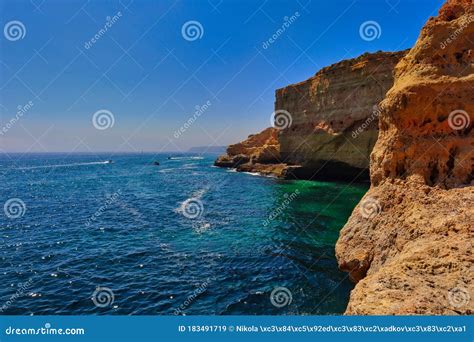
[0, 153, 368, 315]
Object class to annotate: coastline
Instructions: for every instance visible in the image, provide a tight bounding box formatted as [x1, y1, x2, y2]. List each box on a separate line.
[214, 0, 473, 315]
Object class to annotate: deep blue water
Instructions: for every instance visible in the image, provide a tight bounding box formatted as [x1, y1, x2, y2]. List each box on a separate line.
[0, 153, 367, 315]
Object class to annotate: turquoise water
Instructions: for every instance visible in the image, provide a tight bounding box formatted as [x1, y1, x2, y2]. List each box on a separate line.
[0, 153, 367, 315]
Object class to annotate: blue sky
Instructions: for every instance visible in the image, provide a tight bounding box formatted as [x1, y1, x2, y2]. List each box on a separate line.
[0, 0, 444, 153]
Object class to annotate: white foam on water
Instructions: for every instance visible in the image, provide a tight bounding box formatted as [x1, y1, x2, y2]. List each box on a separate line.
[158, 168, 175, 173]
[18, 161, 111, 170]
[168, 156, 204, 161]
[191, 187, 209, 199]
[193, 221, 211, 234]
[242, 172, 261, 177]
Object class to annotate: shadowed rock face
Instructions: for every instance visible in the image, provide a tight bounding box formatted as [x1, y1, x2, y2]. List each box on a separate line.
[275, 50, 407, 181]
[336, 0, 473, 315]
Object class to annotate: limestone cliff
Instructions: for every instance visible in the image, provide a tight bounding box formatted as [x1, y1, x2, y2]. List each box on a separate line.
[214, 128, 291, 177]
[275, 50, 407, 181]
[216, 50, 407, 180]
[336, 0, 473, 314]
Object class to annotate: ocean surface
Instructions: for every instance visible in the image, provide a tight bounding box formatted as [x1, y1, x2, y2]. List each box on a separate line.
[0, 153, 368, 315]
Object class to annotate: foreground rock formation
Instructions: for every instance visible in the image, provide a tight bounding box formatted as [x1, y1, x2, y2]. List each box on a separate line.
[216, 50, 407, 180]
[336, 0, 473, 314]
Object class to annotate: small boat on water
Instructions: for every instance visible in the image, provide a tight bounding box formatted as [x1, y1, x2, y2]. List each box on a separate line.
[105, 160, 113, 164]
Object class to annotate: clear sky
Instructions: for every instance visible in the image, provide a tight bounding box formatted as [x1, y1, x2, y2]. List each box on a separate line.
[0, 0, 444, 153]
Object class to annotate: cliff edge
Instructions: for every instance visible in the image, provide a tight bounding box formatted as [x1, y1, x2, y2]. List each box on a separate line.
[216, 50, 407, 180]
[276, 50, 407, 181]
[336, 0, 473, 314]
[214, 127, 292, 177]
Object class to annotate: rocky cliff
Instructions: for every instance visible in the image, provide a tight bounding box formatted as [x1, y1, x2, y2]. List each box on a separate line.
[216, 50, 407, 180]
[336, 0, 473, 314]
[214, 127, 291, 177]
[275, 50, 407, 181]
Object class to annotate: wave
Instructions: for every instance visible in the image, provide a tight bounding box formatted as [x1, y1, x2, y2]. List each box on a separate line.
[168, 156, 204, 160]
[157, 168, 175, 173]
[242, 172, 261, 177]
[17, 161, 112, 170]
[191, 187, 209, 199]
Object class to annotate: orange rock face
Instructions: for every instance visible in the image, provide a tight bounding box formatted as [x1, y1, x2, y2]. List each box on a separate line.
[214, 127, 288, 176]
[226, 127, 280, 164]
[216, 51, 407, 180]
[275, 50, 407, 179]
[336, 0, 473, 314]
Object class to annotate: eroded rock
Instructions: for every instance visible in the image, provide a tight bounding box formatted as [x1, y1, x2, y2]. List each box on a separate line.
[336, 0, 474, 315]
